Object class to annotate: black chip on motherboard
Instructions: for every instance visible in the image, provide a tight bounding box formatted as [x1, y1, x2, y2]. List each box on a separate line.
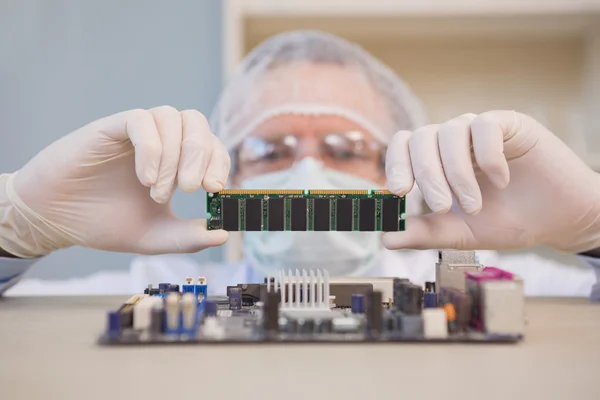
[222, 198, 240, 231]
[290, 198, 307, 231]
[245, 198, 263, 231]
[381, 198, 400, 232]
[358, 198, 375, 231]
[313, 198, 330, 231]
[335, 198, 353, 231]
[267, 198, 285, 231]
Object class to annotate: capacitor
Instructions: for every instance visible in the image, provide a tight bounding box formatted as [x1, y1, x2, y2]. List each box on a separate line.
[181, 292, 197, 334]
[423, 292, 438, 308]
[158, 283, 170, 293]
[165, 292, 180, 334]
[204, 300, 218, 317]
[229, 287, 242, 311]
[107, 311, 121, 336]
[351, 294, 365, 314]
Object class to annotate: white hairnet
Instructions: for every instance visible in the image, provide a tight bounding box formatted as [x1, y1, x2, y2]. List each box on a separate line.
[209, 30, 428, 151]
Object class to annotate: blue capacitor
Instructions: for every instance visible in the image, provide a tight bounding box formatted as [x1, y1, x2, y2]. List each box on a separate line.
[107, 311, 121, 336]
[204, 300, 217, 317]
[423, 292, 438, 308]
[351, 294, 365, 314]
[158, 283, 170, 293]
[182, 284, 195, 295]
[167, 284, 180, 292]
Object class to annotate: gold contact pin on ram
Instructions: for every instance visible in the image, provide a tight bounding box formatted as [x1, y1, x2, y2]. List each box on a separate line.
[217, 189, 303, 195]
[310, 190, 369, 195]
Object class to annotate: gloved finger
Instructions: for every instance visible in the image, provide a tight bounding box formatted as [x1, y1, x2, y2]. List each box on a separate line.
[141, 218, 229, 254]
[149, 106, 183, 204]
[438, 113, 482, 215]
[472, 110, 542, 188]
[409, 124, 453, 213]
[178, 110, 213, 193]
[381, 213, 474, 250]
[385, 130, 414, 195]
[100, 109, 162, 187]
[203, 137, 231, 193]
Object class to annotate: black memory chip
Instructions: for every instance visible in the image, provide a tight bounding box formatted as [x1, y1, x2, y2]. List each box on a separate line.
[290, 198, 307, 231]
[358, 198, 375, 231]
[245, 198, 263, 231]
[267, 198, 285, 231]
[335, 198, 353, 231]
[221, 198, 240, 231]
[313, 198, 330, 231]
[381, 198, 400, 232]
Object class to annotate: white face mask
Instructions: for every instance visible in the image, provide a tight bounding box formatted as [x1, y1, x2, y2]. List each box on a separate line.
[239, 158, 387, 277]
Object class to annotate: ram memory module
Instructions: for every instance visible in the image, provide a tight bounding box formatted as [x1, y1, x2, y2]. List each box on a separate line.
[206, 190, 405, 232]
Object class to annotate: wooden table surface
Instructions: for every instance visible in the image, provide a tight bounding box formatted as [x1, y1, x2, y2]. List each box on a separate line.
[1, 296, 599, 400]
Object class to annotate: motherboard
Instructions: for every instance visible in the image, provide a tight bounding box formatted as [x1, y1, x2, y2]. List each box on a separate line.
[98, 250, 525, 345]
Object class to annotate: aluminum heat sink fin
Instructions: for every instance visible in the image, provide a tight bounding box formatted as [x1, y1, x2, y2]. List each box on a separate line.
[266, 269, 331, 312]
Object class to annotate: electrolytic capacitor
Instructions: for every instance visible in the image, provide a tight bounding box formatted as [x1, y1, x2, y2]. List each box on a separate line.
[351, 294, 365, 314]
[181, 292, 197, 334]
[165, 292, 180, 334]
[229, 287, 242, 310]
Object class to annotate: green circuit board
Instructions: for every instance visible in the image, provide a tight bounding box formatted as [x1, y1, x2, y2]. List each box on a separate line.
[206, 189, 405, 232]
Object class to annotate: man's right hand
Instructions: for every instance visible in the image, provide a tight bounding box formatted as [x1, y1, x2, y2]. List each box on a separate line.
[0, 106, 230, 258]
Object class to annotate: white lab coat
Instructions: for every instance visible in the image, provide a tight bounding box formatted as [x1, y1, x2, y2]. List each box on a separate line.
[2, 248, 599, 299]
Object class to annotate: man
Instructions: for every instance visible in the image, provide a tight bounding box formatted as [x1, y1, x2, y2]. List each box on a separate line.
[1, 31, 599, 297]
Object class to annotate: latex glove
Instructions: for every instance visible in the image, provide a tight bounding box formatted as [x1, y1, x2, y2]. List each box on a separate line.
[0, 106, 230, 258]
[384, 110, 600, 254]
